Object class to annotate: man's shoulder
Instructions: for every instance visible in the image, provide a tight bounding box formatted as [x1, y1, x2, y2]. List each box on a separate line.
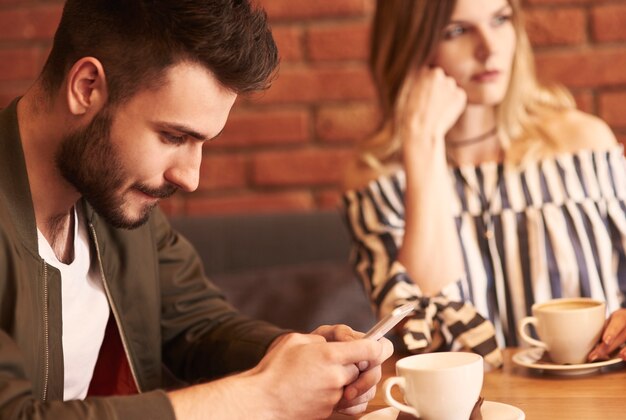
[0, 195, 22, 261]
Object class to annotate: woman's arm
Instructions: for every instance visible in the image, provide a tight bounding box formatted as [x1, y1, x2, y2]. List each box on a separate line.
[395, 67, 467, 295]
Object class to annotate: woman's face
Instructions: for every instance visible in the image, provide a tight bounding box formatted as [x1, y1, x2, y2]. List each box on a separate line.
[432, 0, 516, 106]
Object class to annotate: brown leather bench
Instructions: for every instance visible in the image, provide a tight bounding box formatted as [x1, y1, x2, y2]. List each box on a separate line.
[169, 211, 375, 333]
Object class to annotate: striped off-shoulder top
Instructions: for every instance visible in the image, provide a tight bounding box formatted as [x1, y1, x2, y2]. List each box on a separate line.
[343, 148, 626, 347]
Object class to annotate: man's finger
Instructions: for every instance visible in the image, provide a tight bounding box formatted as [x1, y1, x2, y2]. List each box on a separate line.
[329, 339, 383, 366]
[343, 367, 381, 401]
[337, 386, 376, 412]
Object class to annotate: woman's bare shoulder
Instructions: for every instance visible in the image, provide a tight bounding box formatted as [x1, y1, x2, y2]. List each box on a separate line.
[342, 158, 402, 192]
[545, 109, 618, 153]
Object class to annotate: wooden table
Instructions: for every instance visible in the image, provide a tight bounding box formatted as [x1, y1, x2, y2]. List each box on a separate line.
[331, 348, 626, 420]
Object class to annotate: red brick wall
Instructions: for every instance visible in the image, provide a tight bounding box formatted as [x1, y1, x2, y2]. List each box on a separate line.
[1, 0, 625, 216]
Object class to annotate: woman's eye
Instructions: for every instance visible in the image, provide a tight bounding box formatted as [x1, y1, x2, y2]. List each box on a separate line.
[444, 25, 466, 40]
[493, 14, 512, 26]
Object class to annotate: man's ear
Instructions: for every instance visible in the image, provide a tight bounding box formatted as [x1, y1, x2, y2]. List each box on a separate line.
[66, 57, 108, 116]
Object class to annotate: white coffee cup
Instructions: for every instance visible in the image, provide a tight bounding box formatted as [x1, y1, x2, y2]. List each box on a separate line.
[383, 352, 483, 420]
[518, 297, 606, 365]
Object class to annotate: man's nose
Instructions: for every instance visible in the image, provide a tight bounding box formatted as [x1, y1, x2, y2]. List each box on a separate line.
[164, 145, 202, 193]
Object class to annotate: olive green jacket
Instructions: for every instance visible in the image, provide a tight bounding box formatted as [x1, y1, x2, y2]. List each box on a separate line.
[0, 99, 287, 419]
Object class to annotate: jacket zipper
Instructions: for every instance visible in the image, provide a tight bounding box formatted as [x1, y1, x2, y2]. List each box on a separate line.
[41, 261, 50, 401]
[89, 224, 142, 393]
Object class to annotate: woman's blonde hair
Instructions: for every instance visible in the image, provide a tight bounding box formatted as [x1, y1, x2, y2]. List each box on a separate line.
[360, 0, 575, 171]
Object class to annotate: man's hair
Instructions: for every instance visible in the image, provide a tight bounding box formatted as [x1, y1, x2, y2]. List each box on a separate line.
[40, 0, 278, 103]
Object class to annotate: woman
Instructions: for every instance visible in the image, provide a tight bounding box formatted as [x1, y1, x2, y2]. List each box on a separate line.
[343, 0, 626, 363]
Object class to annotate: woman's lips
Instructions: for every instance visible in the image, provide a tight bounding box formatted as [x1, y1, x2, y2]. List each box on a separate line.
[471, 70, 501, 83]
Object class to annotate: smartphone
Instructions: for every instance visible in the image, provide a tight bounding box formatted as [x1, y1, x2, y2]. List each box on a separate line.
[363, 302, 416, 341]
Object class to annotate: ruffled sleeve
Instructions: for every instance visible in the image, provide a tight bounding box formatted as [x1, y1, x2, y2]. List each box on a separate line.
[342, 172, 416, 317]
[342, 172, 502, 367]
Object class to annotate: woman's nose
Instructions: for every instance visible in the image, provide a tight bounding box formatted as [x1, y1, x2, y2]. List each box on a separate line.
[475, 27, 497, 62]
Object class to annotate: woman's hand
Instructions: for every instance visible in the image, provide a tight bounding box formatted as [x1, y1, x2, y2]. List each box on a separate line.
[395, 66, 467, 154]
[588, 308, 626, 361]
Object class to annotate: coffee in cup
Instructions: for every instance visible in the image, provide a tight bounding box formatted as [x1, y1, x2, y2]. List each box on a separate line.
[518, 297, 606, 365]
[383, 352, 483, 420]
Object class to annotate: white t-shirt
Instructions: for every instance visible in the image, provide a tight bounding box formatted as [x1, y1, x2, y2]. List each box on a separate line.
[37, 206, 110, 400]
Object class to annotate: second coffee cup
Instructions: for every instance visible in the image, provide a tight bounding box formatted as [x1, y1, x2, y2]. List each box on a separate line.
[518, 297, 606, 365]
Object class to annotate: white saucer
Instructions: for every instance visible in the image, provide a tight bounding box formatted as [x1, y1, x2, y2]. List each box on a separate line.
[512, 347, 624, 376]
[360, 401, 524, 419]
[359, 407, 398, 420]
[482, 401, 525, 419]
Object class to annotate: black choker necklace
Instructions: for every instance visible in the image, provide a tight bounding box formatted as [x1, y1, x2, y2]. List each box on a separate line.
[447, 126, 497, 148]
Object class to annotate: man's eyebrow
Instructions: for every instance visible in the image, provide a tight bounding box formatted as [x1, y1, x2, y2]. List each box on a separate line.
[159, 122, 224, 142]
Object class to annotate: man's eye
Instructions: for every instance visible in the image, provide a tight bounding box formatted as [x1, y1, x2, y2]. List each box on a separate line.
[163, 132, 186, 145]
[443, 25, 466, 40]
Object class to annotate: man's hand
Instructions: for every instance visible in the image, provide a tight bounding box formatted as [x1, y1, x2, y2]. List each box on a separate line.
[311, 325, 394, 416]
[588, 308, 626, 362]
[168, 326, 392, 420]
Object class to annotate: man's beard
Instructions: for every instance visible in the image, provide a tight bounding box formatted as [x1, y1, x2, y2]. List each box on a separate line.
[55, 106, 177, 229]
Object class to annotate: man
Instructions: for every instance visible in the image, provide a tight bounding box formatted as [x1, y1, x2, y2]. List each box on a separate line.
[0, 1, 393, 418]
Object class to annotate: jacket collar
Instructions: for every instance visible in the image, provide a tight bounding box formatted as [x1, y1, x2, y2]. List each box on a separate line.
[0, 99, 102, 253]
[0, 98, 39, 253]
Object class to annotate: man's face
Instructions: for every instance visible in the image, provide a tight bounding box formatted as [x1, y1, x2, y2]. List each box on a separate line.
[57, 62, 238, 229]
